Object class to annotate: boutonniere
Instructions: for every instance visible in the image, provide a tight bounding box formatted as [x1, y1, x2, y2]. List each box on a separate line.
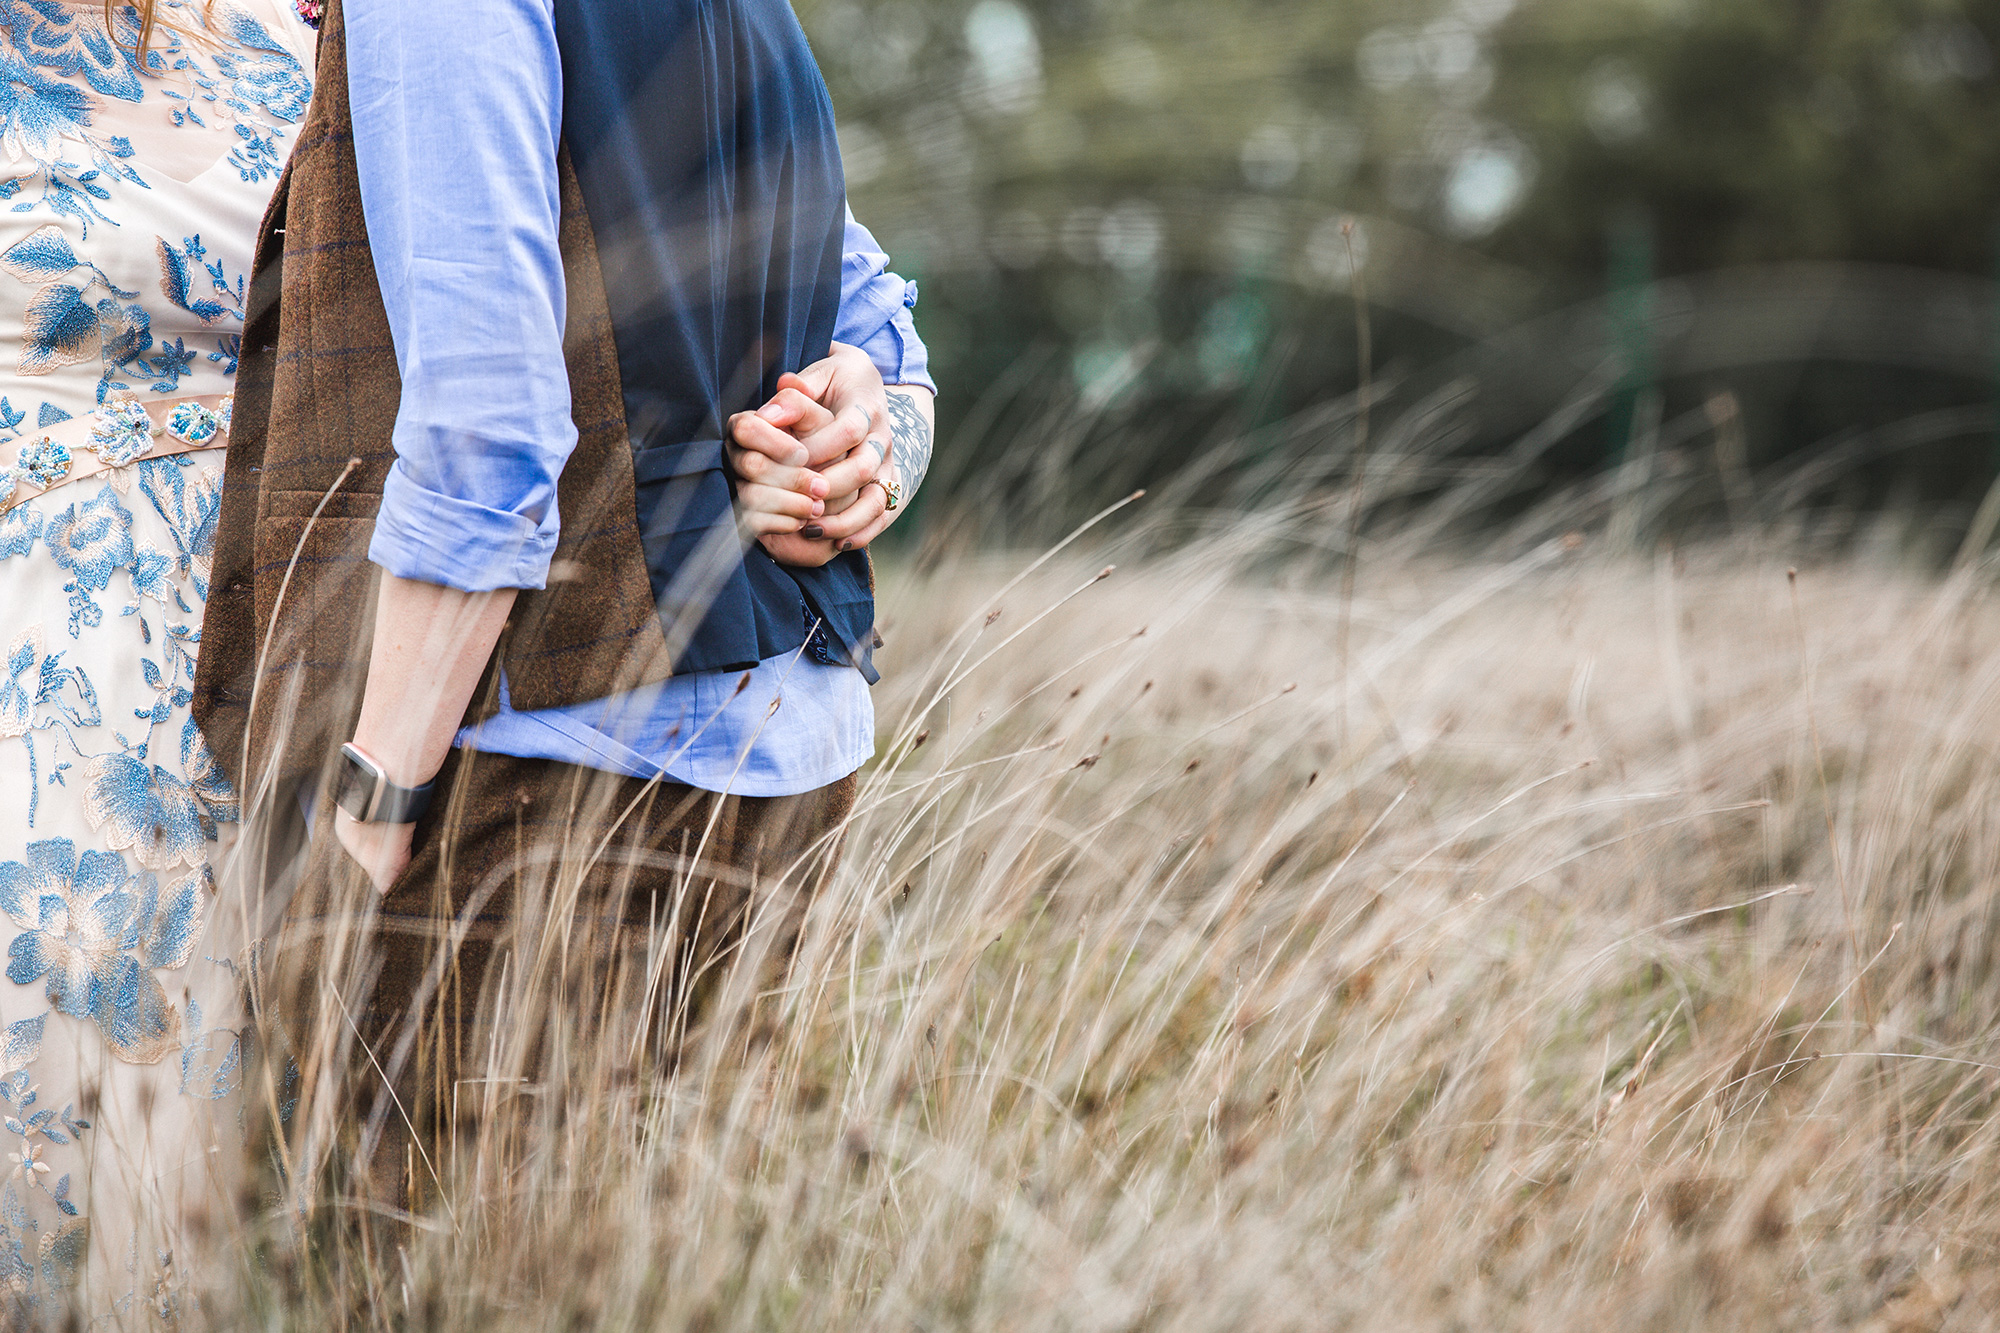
[295, 0, 323, 27]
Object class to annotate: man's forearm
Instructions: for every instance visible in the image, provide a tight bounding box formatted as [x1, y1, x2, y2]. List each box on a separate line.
[883, 386, 934, 501]
[350, 574, 519, 788]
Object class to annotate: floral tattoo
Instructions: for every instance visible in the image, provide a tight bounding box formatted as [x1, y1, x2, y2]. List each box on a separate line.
[884, 390, 932, 501]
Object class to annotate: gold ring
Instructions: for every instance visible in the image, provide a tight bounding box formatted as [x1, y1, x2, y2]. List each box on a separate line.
[867, 477, 902, 511]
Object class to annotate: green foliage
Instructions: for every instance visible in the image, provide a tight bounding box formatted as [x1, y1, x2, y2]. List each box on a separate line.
[803, 0, 2000, 505]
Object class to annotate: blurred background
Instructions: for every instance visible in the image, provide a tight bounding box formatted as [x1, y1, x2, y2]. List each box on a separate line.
[805, 0, 2000, 554]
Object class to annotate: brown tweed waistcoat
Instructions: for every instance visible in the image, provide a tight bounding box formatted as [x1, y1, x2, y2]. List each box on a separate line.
[190, 0, 672, 799]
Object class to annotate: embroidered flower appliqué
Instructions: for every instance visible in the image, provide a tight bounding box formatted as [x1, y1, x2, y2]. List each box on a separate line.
[162, 401, 217, 446]
[15, 437, 66, 488]
[84, 398, 152, 466]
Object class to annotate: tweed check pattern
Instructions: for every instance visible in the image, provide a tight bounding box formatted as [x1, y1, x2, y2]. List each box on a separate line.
[191, 0, 673, 802]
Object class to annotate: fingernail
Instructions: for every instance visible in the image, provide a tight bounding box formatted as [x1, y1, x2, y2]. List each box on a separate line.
[810, 500, 825, 516]
[803, 525, 824, 539]
[758, 402, 787, 421]
[840, 539, 854, 552]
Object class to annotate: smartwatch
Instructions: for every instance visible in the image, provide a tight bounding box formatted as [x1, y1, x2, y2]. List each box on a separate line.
[333, 742, 436, 825]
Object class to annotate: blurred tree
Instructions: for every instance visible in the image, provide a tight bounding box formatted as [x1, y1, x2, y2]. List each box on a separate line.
[800, 0, 2000, 521]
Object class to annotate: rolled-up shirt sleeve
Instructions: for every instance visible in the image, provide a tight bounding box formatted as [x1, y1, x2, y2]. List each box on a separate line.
[348, 0, 574, 592]
[836, 207, 936, 395]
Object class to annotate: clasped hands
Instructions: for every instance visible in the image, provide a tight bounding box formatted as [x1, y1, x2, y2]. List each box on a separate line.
[333, 343, 899, 897]
[727, 340, 901, 565]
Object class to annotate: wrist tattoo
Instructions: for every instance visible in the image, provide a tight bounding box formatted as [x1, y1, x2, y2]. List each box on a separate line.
[884, 390, 932, 502]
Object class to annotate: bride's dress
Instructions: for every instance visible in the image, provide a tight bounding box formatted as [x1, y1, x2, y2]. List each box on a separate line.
[0, 0, 313, 1318]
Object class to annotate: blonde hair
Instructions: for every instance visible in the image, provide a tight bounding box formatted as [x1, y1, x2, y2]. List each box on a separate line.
[102, 0, 215, 62]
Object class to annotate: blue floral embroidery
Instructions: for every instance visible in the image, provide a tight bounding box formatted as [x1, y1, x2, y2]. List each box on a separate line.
[228, 122, 281, 181]
[134, 653, 180, 724]
[0, 43, 144, 237]
[158, 620, 197, 700]
[44, 489, 131, 591]
[16, 284, 98, 375]
[0, 503, 35, 561]
[81, 752, 210, 870]
[92, 296, 157, 399]
[143, 334, 193, 387]
[179, 714, 235, 823]
[126, 543, 177, 612]
[44, 486, 132, 636]
[0, 1061, 89, 1164]
[0, 0, 144, 103]
[0, 628, 42, 737]
[0, 0, 310, 252]
[0, 629, 99, 745]
[0, 840, 193, 1063]
[155, 236, 245, 379]
[156, 233, 234, 324]
[1, 221, 160, 393]
[0, 50, 92, 170]
[0, 1042, 95, 1308]
[137, 455, 217, 597]
[177, 997, 241, 1101]
[207, 1, 310, 121]
[44, 487, 133, 636]
[0, 6, 307, 403]
[96, 297, 147, 362]
[0, 225, 80, 284]
[0, 1185, 87, 1305]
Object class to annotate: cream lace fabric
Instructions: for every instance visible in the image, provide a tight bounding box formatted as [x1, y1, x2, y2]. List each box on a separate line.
[0, 1, 313, 1320]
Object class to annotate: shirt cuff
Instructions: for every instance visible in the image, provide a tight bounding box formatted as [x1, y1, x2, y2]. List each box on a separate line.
[884, 295, 936, 394]
[368, 459, 558, 591]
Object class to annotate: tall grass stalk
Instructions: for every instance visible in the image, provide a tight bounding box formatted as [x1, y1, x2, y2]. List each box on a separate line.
[153, 409, 2000, 1331]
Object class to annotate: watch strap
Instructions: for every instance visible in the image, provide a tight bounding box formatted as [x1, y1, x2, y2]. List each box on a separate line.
[335, 742, 436, 825]
[366, 773, 435, 825]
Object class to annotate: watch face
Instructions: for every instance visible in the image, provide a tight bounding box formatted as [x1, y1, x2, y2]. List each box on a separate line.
[333, 745, 381, 821]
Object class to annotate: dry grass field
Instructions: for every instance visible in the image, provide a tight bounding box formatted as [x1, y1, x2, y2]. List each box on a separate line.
[193, 480, 2000, 1331]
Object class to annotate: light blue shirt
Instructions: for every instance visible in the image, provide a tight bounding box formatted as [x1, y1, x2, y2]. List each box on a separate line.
[346, 0, 931, 797]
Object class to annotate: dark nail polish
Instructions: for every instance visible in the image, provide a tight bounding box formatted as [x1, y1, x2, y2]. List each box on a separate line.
[803, 525, 824, 539]
[840, 539, 854, 552]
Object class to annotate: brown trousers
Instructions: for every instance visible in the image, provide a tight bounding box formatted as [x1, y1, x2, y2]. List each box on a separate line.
[275, 749, 857, 1200]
